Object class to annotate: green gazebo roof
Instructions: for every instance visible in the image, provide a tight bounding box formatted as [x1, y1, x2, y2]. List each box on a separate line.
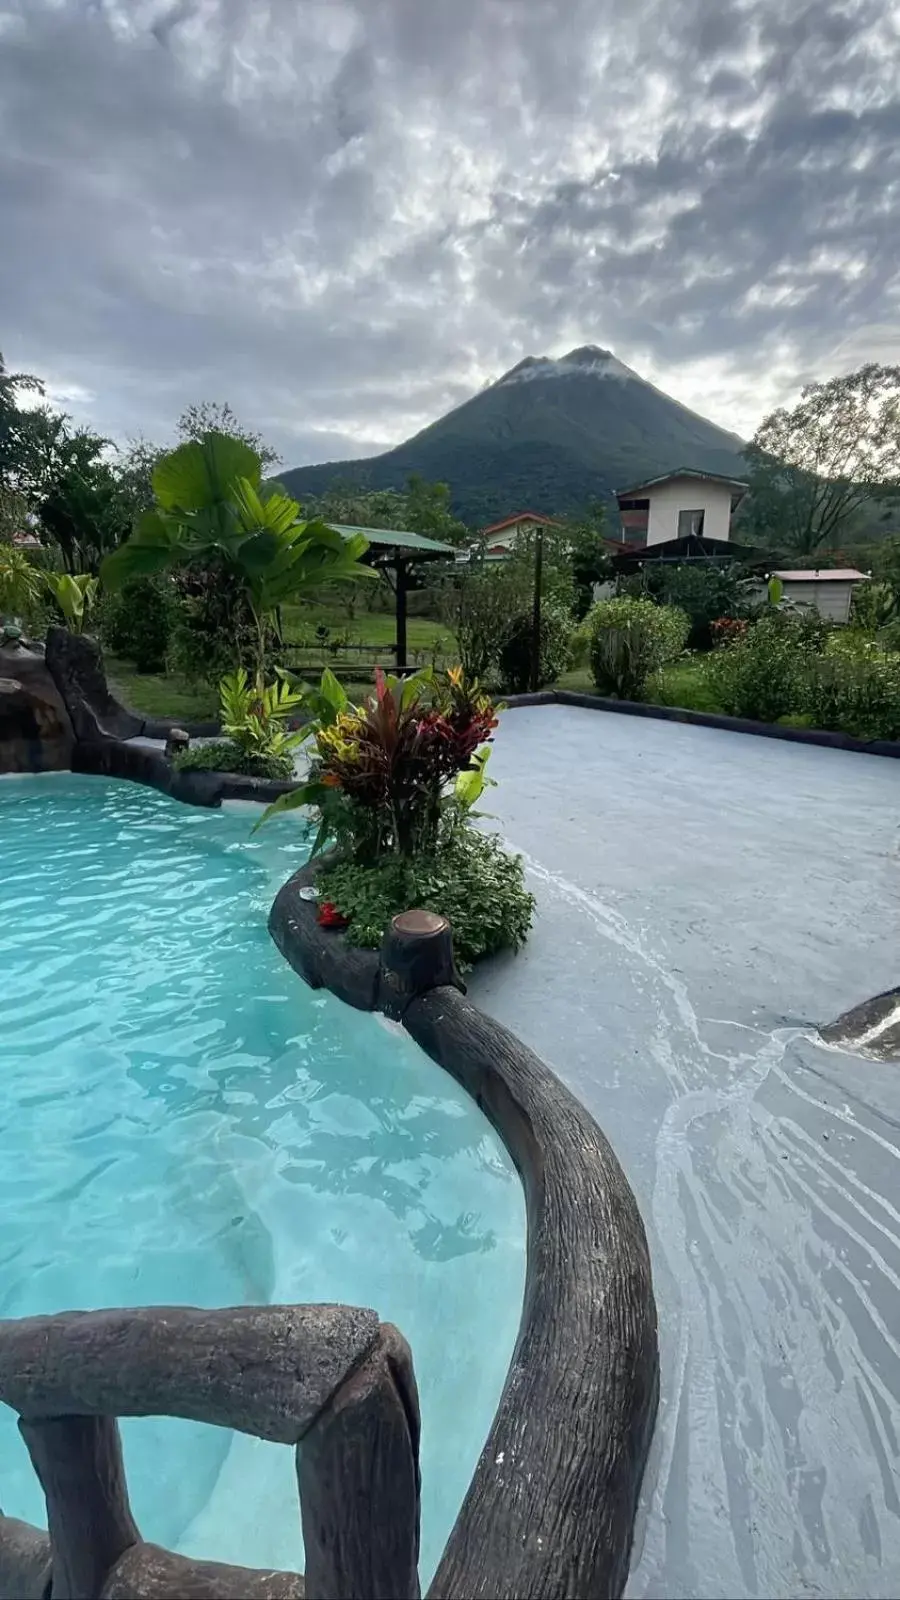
[329, 524, 457, 560]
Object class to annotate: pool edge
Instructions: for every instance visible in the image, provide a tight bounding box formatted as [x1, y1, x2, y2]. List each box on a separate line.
[269, 861, 660, 1600]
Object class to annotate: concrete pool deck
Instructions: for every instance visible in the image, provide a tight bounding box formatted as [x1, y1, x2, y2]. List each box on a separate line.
[471, 705, 900, 1600]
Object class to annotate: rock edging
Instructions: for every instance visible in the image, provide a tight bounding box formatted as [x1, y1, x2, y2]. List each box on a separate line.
[270, 862, 660, 1600]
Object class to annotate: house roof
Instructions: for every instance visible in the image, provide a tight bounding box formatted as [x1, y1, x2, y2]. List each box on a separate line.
[616, 468, 749, 500]
[774, 568, 869, 582]
[481, 512, 563, 536]
[328, 524, 457, 559]
[612, 532, 768, 570]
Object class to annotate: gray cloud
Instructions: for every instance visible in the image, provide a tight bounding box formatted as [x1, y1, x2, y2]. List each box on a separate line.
[2, 0, 898, 459]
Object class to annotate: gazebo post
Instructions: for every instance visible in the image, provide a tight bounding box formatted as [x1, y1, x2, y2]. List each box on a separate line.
[395, 557, 409, 674]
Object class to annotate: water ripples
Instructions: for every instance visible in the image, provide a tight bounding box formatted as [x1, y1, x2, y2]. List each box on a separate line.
[0, 775, 525, 1582]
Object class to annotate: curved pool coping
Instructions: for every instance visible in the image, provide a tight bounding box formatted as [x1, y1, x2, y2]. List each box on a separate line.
[269, 861, 660, 1600]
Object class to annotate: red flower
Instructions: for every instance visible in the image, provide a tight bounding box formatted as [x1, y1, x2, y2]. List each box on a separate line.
[317, 901, 349, 929]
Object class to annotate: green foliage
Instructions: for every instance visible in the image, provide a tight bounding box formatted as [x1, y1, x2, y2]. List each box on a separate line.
[172, 740, 294, 780]
[742, 364, 900, 552]
[0, 544, 43, 619]
[587, 596, 689, 699]
[644, 562, 753, 649]
[304, 474, 469, 546]
[168, 562, 257, 683]
[318, 826, 535, 966]
[444, 562, 530, 681]
[498, 600, 572, 691]
[707, 611, 827, 723]
[218, 667, 305, 767]
[797, 640, 900, 741]
[850, 579, 895, 631]
[260, 667, 500, 865]
[556, 505, 612, 618]
[45, 571, 99, 634]
[38, 445, 132, 574]
[102, 575, 175, 672]
[176, 401, 280, 469]
[102, 432, 375, 684]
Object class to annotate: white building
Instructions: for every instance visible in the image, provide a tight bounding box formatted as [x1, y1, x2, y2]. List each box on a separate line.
[773, 569, 869, 625]
[616, 469, 748, 547]
[480, 512, 563, 559]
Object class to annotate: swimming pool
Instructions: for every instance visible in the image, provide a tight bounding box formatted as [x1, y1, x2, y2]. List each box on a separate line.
[0, 774, 526, 1583]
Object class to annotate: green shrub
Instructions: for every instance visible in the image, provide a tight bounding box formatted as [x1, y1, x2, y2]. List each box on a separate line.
[498, 601, 572, 692]
[102, 576, 174, 672]
[172, 740, 294, 779]
[799, 646, 900, 741]
[587, 596, 689, 699]
[707, 611, 827, 723]
[318, 827, 535, 966]
[645, 563, 753, 650]
[879, 618, 900, 654]
[168, 563, 259, 683]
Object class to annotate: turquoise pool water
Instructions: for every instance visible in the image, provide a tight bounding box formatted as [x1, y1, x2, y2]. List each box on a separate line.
[0, 774, 525, 1582]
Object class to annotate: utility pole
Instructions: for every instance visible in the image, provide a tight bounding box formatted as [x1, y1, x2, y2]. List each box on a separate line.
[529, 527, 543, 693]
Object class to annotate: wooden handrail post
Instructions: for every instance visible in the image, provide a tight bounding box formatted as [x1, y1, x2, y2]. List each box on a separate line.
[297, 1324, 421, 1600]
[19, 1416, 139, 1600]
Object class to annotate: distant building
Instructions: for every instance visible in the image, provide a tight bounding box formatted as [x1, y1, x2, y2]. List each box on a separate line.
[616, 469, 748, 548]
[773, 568, 869, 625]
[480, 512, 563, 559]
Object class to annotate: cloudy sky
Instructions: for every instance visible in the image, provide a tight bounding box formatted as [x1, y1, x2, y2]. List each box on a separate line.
[2, 0, 898, 465]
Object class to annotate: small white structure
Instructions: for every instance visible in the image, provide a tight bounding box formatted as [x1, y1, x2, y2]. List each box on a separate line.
[773, 569, 869, 625]
[616, 469, 748, 547]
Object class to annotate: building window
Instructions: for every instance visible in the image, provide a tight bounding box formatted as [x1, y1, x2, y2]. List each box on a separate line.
[678, 508, 705, 538]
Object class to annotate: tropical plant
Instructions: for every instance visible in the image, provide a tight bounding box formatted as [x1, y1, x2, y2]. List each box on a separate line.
[0, 545, 43, 620]
[44, 571, 99, 634]
[587, 596, 689, 699]
[101, 433, 375, 685]
[218, 667, 305, 767]
[498, 600, 572, 691]
[261, 666, 499, 862]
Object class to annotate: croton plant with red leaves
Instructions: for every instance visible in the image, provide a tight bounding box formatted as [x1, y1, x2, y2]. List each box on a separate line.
[261, 664, 500, 863]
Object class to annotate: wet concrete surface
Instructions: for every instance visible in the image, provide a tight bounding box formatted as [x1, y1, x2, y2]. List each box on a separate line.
[470, 706, 900, 1600]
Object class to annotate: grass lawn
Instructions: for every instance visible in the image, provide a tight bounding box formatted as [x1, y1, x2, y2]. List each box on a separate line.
[282, 601, 453, 654]
[106, 605, 458, 723]
[558, 656, 723, 712]
[106, 657, 219, 723]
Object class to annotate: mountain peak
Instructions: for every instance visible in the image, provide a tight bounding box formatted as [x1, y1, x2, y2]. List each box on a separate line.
[496, 346, 640, 388]
[279, 344, 746, 526]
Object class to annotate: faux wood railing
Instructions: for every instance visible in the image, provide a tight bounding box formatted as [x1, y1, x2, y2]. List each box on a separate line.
[0, 1304, 420, 1600]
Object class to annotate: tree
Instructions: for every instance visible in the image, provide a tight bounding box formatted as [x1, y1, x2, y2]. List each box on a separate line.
[403, 475, 469, 546]
[38, 432, 132, 573]
[102, 432, 374, 684]
[743, 364, 900, 553]
[0, 351, 49, 502]
[304, 475, 469, 545]
[177, 402, 280, 470]
[556, 503, 612, 618]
